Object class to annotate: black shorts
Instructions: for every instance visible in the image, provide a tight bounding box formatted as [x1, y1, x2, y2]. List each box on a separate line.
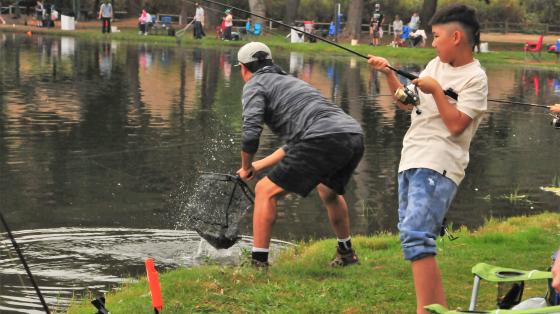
[268, 133, 364, 197]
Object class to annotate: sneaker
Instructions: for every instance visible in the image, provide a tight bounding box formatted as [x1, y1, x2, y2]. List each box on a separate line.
[330, 248, 359, 267]
[251, 259, 269, 268]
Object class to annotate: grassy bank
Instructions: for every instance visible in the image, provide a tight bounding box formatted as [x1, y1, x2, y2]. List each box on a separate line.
[2, 25, 560, 68]
[66, 213, 560, 313]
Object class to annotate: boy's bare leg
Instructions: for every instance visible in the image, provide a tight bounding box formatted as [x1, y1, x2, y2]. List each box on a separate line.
[252, 177, 284, 248]
[317, 184, 350, 239]
[411, 256, 447, 314]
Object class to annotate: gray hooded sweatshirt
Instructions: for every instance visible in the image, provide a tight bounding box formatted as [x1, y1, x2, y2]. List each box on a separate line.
[242, 65, 363, 154]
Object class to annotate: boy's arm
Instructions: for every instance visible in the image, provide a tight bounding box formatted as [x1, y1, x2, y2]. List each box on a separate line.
[238, 147, 286, 180]
[551, 104, 560, 113]
[238, 151, 255, 180]
[252, 147, 286, 172]
[367, 55, 414, 111]
[414, 76, 473, 136]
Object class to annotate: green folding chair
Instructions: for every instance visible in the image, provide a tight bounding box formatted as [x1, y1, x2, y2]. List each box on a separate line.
[425, 263, 560, 314]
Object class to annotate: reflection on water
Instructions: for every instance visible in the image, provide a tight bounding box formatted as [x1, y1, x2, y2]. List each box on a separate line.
[0, 33, 559, 310]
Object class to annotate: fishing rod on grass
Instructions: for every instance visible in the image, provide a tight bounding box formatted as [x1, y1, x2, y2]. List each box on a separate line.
[0, 211, 50, 313]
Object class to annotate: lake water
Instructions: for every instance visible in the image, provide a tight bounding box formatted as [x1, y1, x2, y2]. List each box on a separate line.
[0, 33, 558, 312]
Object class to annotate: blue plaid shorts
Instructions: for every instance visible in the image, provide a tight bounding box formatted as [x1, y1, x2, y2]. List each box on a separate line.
[397, 168, 458, 261]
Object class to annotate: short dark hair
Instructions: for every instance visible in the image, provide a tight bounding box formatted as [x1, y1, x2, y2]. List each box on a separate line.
[429, 4, 480, 50]
[242, 51, 273, 73]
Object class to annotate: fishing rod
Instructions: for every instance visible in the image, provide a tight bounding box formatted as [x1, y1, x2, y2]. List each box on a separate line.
[0, 212, 50, 313]
[202, 0, 560, 117]
[488, 99, 549, 109]
[200, 0, 426, 88]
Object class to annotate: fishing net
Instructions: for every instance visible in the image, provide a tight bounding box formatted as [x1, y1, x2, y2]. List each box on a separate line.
[180, 173, 254, 249]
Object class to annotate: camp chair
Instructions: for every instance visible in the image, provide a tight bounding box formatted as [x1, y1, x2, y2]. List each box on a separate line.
[547, 44, 560, 62]
[252, 22, 261, 36]
[425, 304, 560, 313]
[524, 35, 544, 59]
[425, 263, 560, 314]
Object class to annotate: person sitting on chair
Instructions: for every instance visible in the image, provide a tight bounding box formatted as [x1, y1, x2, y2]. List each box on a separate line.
[410, 29, 427, 47]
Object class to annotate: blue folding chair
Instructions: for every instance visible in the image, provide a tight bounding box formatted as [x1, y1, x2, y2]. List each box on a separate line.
[253, 22, 261, 36]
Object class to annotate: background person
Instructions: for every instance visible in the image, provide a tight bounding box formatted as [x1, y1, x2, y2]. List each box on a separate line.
[245, 17, 251, 34]
[0, 14, 5, 25]
[138, 9, 150, 35]
[98, 0, 113, 34]
[193, 2, 205, 39]
[0, 1, 6, 24]
[370, 3, 384, 46]
[392, 15, 403, 46]
[223, 9, 233, 40]
[368, 4, 487, 313]
[409, 12, 420, 32]
[35, 0, 44, 27]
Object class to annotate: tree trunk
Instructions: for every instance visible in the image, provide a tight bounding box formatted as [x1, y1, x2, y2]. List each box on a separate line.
[420, 0, 437, 32]
[92, 0, 100, 16]
[343, 0, 364, 40]
[179, 0, 189, 25]
[248, 0, 266, 31]
[70, 0, 82, 20]
[205, 2, 221, 30]
[14, 2, 20, 19]
[283, 0, 299, 26]
[126, 0, 143, 17]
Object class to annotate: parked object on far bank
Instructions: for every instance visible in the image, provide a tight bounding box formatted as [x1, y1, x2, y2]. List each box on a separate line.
[61, 15, 75, 30]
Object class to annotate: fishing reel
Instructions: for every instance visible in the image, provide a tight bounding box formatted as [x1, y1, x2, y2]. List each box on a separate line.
[395, 86, 420, 106]
[552, 114, 560, 129]
[395, 86, 421, 114]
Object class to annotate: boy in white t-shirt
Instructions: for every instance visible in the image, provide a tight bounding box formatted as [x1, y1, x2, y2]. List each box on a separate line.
[368, 4, 487, 313]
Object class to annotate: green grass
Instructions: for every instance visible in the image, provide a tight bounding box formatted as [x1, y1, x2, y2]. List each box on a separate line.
[5, 26, 560, 69]
[66, 213, 560, 313]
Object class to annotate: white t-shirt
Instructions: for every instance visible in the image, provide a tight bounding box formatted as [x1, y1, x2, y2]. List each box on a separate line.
[399, 57, 488, 185]
[195, 7, 204, 22]
[393, 20, 403, 32]
[410, 15, 420, 30]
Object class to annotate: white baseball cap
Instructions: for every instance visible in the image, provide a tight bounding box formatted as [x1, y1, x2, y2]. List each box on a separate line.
[236, 42, 272, 66]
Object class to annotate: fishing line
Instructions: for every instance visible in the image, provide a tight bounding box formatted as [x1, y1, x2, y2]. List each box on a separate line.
[488, 99, 550, 109]
[200, 0, 457, 100]
[199, 0, 560, 112]
[0, 212, 50, 313]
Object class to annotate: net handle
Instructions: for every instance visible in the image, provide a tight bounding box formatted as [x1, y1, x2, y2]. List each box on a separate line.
[199, 172, 255, 204]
